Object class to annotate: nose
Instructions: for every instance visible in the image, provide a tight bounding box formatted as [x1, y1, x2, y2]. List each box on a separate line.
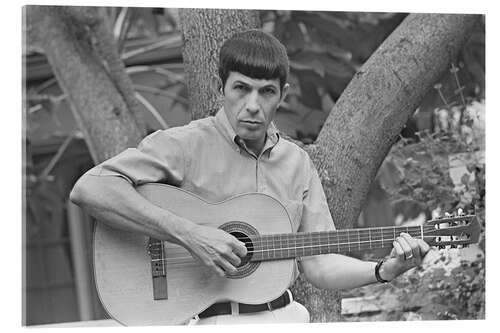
[245, 90, 260, 114]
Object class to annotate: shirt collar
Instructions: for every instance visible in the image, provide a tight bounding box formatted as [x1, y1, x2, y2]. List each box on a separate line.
[214, 107, 280, 154]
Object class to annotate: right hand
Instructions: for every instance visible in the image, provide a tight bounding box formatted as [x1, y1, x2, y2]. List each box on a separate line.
[179, 224, 248, 277]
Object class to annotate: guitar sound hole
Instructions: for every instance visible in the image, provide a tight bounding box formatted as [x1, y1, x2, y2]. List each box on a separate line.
[229, 231, 254, 267]
[220, 221, 260, 278]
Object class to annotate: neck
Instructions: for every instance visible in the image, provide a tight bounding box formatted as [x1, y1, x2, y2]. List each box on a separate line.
[249, 225, 424, 262]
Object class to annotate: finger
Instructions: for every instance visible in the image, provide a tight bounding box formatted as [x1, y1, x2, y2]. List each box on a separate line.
[224, 251, 242, 267]
[392, 240, 405, 261]
[418, 239, 431, 256]
[400, 233, 420, 260]
[201, 257, 226, 277]
[396, 235, 413, 260]
[214, 254, 238, 275]
[231, 239, 248, 257]
[212, 263, 226, 277]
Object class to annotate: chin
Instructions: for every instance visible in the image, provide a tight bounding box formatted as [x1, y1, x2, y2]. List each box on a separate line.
[238, 132, 263, 141]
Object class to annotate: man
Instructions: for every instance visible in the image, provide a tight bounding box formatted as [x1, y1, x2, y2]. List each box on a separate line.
[70, 29, 430, 324]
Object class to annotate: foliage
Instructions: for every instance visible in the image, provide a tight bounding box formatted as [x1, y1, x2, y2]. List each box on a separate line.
[380, 96, 485, 217]
[382, 133, 483, 215]
[344, 252, 485, 321]
[344, 98, 485, 321]
[261, 11, 406, 142]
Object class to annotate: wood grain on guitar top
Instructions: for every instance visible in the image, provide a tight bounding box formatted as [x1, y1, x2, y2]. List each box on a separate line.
[93, 183, 479, 325]
[93, 183, 295, 326]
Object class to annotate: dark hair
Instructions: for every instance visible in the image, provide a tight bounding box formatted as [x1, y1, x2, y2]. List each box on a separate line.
[218, 29, 289, 92]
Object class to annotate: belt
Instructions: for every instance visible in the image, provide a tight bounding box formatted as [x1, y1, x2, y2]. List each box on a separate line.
[198, 290, 292, 318]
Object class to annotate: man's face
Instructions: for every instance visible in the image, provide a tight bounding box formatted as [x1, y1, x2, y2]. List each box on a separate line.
[222, 71, 288, 152]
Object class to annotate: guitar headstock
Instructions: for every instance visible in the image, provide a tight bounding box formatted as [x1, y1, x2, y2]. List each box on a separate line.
[423, 212, 480, 249]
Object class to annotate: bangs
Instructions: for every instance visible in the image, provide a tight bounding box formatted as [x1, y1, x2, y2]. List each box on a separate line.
[221, 41, 288, 81]
[219, 30, 289, 89]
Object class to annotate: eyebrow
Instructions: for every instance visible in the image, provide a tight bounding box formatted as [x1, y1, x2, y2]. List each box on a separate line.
[233, 80, 279, 90]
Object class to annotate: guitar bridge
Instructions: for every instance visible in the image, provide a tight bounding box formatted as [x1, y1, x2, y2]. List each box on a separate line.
[148, 238, 168, 300]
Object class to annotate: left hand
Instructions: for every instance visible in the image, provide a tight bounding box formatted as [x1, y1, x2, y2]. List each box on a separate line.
[379, 233, 430, 281]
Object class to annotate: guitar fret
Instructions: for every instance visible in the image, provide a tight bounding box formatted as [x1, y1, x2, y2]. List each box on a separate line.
[327, 231, 331, 254]
[264, 236, 268, 260]
[284, 234, 289, 259]
[381, 227, 384, 248]
[347, 231, 350, 252]
[369, 228, 372, 249]
[335, 233, 341, 253]
[253, 218, 473, 262]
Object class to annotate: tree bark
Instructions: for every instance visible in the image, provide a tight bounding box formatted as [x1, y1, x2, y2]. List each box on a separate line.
[296, 14, 479, 322]
[307, 13, 479, 230]
[179, 8, 260, 120]
[26, 6, 146, 163]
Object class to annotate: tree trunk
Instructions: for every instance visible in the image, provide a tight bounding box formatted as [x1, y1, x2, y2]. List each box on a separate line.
[307, 13, 479, 229]
[26, 6, 146, 163]
[298, 14, 479, 322]
[28, 5, 479, 324]
[179, 8, 260, 120]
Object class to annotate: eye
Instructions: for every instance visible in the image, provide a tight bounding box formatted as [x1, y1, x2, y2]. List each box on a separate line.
[262, 87, 277, 96]
[234, 84, 248, 92]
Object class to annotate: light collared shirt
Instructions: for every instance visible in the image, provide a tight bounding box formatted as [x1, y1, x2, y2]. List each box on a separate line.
[85, 108, 335, 277]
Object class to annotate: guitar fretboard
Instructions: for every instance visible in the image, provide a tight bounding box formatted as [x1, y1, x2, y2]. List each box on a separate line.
[249, 225, 424, 261]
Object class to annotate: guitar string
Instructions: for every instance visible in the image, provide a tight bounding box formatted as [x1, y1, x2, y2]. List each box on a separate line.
[149, 224, 463, 251]
[147, 218, 471, 250]
[151, 234, 458, 263]
[150, 234, 460, 260]
[148, 226, 467, 263]
[148, 227, 458, 258]
[154, 238, 467, 265]
[147, 226, 439, 251]
[148, 226, 442, 253]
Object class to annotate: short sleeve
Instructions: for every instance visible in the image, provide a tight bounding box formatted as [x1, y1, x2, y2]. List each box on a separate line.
[298, 156, 336, 233]
[84, 130, 186, 187]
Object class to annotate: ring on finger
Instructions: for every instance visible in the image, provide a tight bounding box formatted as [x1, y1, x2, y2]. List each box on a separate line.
[405, 252, 414, 260]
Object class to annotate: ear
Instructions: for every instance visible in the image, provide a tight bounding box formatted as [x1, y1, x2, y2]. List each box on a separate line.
[279, 83, 290, 105]
[210, 74, 223, 96]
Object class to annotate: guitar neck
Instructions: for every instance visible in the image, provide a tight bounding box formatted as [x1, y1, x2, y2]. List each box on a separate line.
[249, 225, 424, 262]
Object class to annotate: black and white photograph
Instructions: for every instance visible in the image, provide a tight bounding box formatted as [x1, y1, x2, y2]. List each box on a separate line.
[18, 0, 489, 329]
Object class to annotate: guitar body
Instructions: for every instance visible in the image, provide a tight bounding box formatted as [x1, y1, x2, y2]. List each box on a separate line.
[93, 183, 294, 326]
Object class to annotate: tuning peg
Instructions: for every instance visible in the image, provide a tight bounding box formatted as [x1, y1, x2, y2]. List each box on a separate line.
[444, 212, 452, 217]
[457, 208, 463, 215]
[439, 245, 446, 249]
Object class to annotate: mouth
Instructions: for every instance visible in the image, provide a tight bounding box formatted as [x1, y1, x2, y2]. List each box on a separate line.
[240, 120, 262, 125]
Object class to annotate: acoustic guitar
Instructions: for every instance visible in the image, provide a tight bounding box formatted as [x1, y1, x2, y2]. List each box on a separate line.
[93, 183, 480, 325]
